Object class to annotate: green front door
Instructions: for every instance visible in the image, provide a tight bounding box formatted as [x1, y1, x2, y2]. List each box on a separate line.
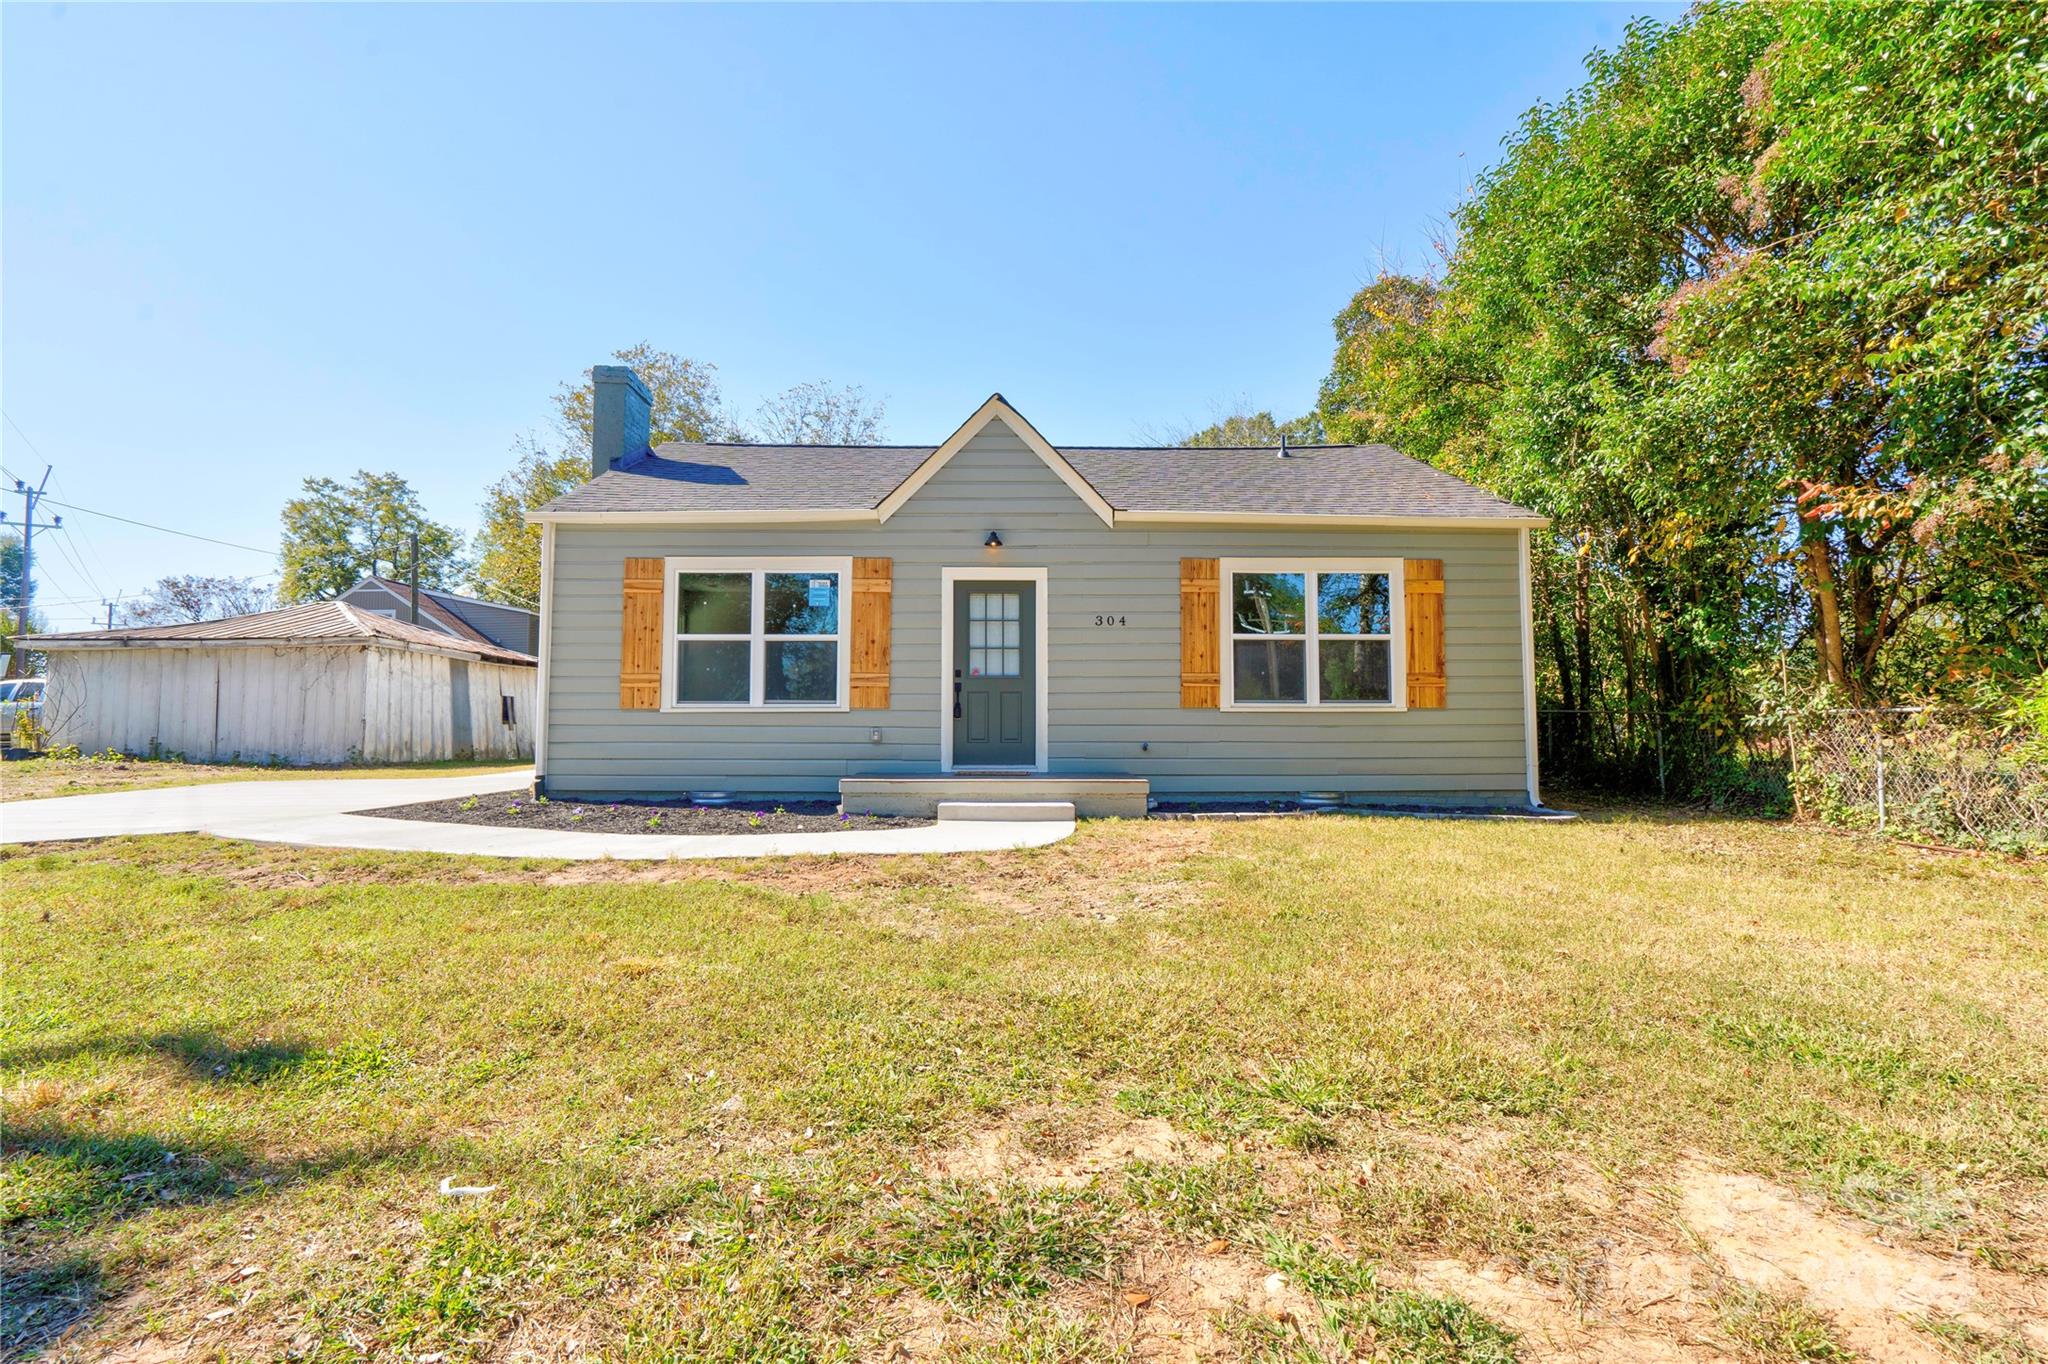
[953, 582, 1036, 768]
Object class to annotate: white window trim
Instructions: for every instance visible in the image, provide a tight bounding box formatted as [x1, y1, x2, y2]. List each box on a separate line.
[1217, 557, 1407, 712]
[659, 556, 853, 713]
[939, 565, 1051, 774]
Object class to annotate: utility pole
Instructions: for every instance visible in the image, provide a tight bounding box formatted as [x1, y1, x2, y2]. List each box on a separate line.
[1, 467, 61, 678]
[407, 530, 424, 624]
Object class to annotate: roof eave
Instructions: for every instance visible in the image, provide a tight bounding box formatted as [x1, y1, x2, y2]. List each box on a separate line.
[1107, 509, 1551, 530]
[526, 507, 887, 527]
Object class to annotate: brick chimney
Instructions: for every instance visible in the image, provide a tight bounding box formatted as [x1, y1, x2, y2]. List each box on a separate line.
[590, 365, 652, 478]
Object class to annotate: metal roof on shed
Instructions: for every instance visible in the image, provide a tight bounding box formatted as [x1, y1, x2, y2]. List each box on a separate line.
[24, 602, 536, 666]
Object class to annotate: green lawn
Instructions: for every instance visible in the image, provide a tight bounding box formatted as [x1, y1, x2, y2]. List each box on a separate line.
[0, 755, 530, 804]
[4, 813, 2044, 1362]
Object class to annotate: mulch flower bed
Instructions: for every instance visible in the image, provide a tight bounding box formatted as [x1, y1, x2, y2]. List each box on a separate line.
[353, 795, 930, 836]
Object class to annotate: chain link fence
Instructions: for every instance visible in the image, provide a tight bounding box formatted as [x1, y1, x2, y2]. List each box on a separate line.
[1792, 708, 2047, 851]
[1538, 704, 2047, 851]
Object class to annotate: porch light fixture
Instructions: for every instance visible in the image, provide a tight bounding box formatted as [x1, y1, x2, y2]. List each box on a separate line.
[984, 531, 1003, 549]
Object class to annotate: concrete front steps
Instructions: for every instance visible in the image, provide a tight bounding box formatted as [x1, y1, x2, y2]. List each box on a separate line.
[841, 775, 1148, 819]
[937, 800, 1075, 822]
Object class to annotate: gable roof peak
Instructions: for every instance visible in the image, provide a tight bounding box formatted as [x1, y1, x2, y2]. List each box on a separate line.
[873, 392, 1117, 527]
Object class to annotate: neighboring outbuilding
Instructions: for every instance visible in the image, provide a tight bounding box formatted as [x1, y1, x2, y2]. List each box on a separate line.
[525, 366, 1548, 813]
[337, 576, 539, 655]
[25, 602, 536, 764]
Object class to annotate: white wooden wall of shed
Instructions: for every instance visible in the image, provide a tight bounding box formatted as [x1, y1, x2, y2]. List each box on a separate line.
[42, 646, 535, 765]
[42, 646, 368, 764]
[358, 649, 534, 761]
[459, 661, 535, 759]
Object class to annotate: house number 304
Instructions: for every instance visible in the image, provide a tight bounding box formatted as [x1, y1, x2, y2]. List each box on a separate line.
[1093, 614, 1128, 627]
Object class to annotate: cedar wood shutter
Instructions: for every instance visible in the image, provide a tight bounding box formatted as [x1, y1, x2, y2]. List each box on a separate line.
[1404, 558, 1447, 708]
[1179, 558, 1220, 708]
[849, 557, 892, 708]
[619, 557, 664, 710]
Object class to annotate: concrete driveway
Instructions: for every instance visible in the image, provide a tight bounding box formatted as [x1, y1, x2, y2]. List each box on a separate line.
[0, 769, 1076, 860]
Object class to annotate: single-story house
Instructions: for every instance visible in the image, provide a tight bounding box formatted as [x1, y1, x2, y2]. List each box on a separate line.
[527, 366, 1547, 815]
[337, 576, 540, 656]
[25, 601, 536, 764]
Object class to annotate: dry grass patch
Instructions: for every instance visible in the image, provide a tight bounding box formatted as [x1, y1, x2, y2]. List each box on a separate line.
[0, 756, 528, 803]
[4, 809, 2044, 1361]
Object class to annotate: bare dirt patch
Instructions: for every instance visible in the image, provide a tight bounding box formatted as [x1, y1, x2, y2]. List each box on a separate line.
[1411, 1251, 1729, 1363]
[1106, 1240, 1323, 1363]
[925, 1110, 1224, 1189]
[1676, 1164, 2048, 1360]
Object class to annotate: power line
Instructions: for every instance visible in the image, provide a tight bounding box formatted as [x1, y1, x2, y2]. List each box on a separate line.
[36, 497, 279, 557]
[3, 413, 279, 561]
[44, 508, 108, 603]
[2, 413, 123, 595]
[46, 467, 121, 599]
[1, 412, 49, 465]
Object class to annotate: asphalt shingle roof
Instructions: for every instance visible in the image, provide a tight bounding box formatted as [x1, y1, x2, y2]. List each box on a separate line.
[1060, 446, 1535, 520]
[25, 602, 536, 666]
[541, 445, 933, 515]
[536, 436, 1539, 522]
[354, 576, 500, 647]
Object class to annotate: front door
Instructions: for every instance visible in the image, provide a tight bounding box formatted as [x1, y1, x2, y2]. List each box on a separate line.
[953, 581, 1036, 768]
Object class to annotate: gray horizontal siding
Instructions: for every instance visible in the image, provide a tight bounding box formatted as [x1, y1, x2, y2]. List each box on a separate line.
[543, 420, 1531, 801]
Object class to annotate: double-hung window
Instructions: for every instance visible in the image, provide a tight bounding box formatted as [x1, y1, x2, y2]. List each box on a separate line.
[665, 557, 851, 710]
[1221, 558, 1404, 709]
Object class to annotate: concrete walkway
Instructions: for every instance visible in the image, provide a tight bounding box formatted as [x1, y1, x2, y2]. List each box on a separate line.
[0, 769, 1076, 860]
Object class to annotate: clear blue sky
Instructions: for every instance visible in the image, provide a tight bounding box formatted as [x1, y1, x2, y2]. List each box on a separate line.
[3, 2, 1672, 627]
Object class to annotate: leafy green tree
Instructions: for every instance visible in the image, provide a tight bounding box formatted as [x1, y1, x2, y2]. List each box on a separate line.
[469, 437, 585, 609]
[1321, 0, 2046, 784]
[474, 351, 889, 604]
[471, 345, 734, 610]
[552, 342, 738, 457]
[1185, 407, 1326, 447]
[0, 534, 23, 608]
[1, 605, 42, 671]
[1324, 5, 1783, 758]
[278, 471, 466, 604]
[1657, 1, 2048, 695]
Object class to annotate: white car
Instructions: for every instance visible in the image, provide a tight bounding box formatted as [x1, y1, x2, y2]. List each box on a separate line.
[0, 677, 46, 750]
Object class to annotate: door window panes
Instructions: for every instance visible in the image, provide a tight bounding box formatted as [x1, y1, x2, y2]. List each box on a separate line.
[966, 591, 1022, 677]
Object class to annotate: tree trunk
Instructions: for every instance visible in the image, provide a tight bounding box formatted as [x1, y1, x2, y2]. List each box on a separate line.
[1536, 547, 1578, 757]
[1615, 593, 1640, 746]
[1573, 545, 1596, 719]
[1805, 536, 1848, 696]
